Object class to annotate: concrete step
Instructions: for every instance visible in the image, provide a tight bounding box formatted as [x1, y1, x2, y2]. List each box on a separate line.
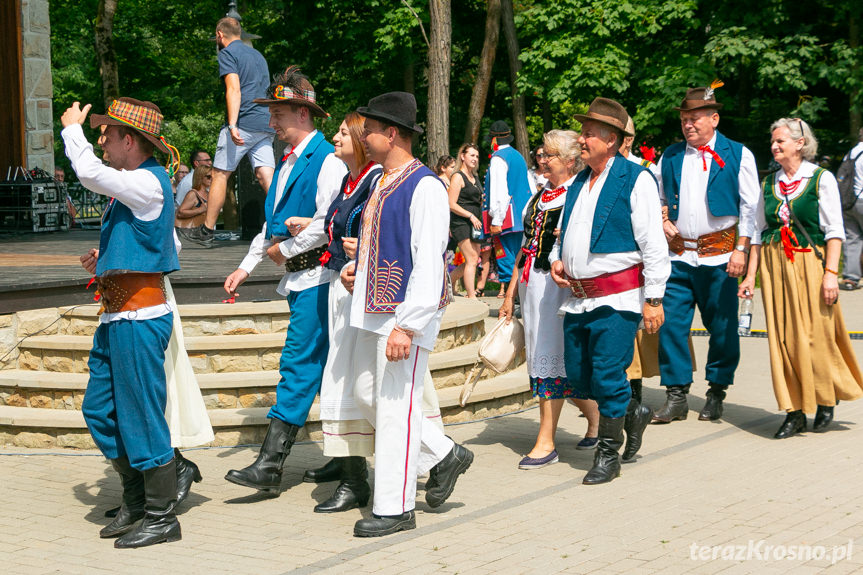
[0, 364, 532, 448]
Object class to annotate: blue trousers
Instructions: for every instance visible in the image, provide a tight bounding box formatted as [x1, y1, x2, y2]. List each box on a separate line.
[658, 261, 739, 387]
[563, 306, 640, 418]
[496, 231, 523, 283]
[83, 315, 174, 471]
[268, 282, 330, 426]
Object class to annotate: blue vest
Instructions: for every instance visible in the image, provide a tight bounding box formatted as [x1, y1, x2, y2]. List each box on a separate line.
[361, 160, 448, 314]
[559, 154, 644, 254]
[661, 131, 744, 221]
[96, 158, 180, 275]
[483, 146, 532, 233]
[322, 166, 382, 272]
[265, 131, 334, 239]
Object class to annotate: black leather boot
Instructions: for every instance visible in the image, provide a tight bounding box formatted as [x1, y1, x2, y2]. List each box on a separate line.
[774, 410, 806, 439]
[813, 405, 835, 432]
[630, 379, 643, 405]
[114, 459, 181, 548]
[698, 383, 727, 421]
[651, 385, 689, 423]
[303, 457, 344, 484]
[100, 457, 145, 538]
[314, 457, 370, 513]
[425, 443, 474, 508]
[225, 418, 299, 493]
[354, 510, 416, 537]
[174, 448, 202, 507]
[622, 397, 652, 463]
[583, 416, 625, 485]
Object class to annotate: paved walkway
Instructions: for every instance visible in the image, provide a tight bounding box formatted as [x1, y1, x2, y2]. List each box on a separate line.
[4, 292, 863, 574]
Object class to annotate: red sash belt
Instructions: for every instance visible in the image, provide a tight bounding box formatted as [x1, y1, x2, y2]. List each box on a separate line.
[567, 263, 644, 299]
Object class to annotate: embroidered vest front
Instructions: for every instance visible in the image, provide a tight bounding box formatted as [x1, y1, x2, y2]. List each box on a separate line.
[761, 169, 825, 248]
[518, 191, 563, 272]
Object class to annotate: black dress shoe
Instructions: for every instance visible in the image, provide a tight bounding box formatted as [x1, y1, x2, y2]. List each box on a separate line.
[425, 443, 474, 508]
[303, 458, 344, 483]
[115, 460, 181, 548]
[698, 383, 727, 421]
[583, 416, 625, 485]
[354, 511, 416, 537]
[652, 385, 689, 423]
[225, 419, 299, 493]
[774, 411, 806, 439]
[100, 458, 145, 538]
[174, 448, 202, 506]
[813, 405, 835, 432]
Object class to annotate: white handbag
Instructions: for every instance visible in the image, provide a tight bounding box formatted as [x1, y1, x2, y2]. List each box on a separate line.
[459, 316, 525, 406]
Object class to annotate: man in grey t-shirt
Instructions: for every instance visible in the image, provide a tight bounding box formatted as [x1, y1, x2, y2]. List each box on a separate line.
[186, 17, 275, 247]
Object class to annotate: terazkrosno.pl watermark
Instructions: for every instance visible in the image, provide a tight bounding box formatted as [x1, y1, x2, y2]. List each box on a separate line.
[690, 540, 853, 564]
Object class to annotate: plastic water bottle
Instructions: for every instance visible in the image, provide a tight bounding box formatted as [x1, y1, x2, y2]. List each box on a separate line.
[738, 292, 753, 336]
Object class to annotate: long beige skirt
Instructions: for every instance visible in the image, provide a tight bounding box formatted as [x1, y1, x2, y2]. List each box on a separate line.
[760, 242, 863, 413]
[626, 331, 696, 380]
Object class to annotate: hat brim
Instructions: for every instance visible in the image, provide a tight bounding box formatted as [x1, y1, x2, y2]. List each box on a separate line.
[356, 107, 424, 134]
[90, 114, 170, 155]
[574, 114, 634, 137]
[486, 133, 514, 145]
[253, 98, 329, 118]
[673, 100, 723, 112]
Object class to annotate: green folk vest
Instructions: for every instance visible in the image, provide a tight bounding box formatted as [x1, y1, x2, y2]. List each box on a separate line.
[761, 168, 826, 248]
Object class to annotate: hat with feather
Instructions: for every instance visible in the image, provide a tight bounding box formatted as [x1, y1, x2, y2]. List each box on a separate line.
[674, 79, 725, 111]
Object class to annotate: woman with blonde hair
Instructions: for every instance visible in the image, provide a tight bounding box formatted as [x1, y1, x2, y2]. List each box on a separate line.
[741, 117, 863, 439]
[448, 143, 483, 298]
[175, 165, 212, 230]
[499, 130, 599, 468]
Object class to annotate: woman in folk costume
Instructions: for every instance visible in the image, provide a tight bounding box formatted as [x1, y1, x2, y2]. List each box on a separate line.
[499, 130, 600, 469]
[740, 117, 863, 439]
[301, 113, 445, 512]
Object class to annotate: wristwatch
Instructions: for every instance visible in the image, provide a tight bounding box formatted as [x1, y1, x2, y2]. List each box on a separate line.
[735, 244, 750, 254]
[228, 124, 238, 131]
[645, 298, 663, 307]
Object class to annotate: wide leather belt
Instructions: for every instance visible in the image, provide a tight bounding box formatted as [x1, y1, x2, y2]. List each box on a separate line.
[567, 263, 644, 299]
[285, 245, 328, 273]
[97, 273, 166, 314]
[668, 225, 736, 257]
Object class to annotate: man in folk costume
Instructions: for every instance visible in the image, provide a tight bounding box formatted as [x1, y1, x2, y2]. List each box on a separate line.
[223, 67, 347, 492]
[484, 120, 534, 287]
[61, 98, 186, 548]
[653, 82, 761, 423]
[550, 97, 670, 484]
[342, 92, 473, 537]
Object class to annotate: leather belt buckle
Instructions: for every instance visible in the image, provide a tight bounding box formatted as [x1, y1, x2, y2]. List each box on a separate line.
[570, 280, 587, 299]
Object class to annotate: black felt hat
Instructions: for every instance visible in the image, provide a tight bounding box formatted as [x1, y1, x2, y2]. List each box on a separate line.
[486, 120, 514, 145]
[357, 92, 423, 134]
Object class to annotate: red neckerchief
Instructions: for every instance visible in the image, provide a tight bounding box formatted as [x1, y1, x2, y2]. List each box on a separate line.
[778, 176, 810, 261]
[697, 145, 725, 171]
[319, 210, 337, 265]
[520, 211, 548, 284]
[541, 186, 566, 203]
[281, 146, 294, 163]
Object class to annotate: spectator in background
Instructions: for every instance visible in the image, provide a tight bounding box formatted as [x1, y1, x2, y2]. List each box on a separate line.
[448, 144, 482, 298]
[175, 165, 212, 231]
[172, 164, 190, 194]
[185, 16, 275, 248]
[528, 145, 547, 193]
[840, 127, 863, 290]
[54, 165, 65, 182]
[175, 149, 212, 206]
[435, 154, 456, 188]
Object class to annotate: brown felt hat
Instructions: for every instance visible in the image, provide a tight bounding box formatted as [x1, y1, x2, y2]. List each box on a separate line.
[574, 97, 633, 137]
[673, 87, 724, 111]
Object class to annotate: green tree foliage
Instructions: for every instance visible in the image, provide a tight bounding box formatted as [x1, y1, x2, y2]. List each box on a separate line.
[51, 0, 863, 172]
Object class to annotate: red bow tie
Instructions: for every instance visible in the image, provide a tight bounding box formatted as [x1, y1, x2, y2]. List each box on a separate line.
[697, 145, 725, 172]
[779, 180, 802, 196]
[281, 146, 295, 163]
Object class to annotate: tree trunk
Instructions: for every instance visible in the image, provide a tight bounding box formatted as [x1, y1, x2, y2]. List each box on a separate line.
[500, 0, 528, 160]
[851, 14, 861, 140]
[464, 0, 501, 146]
[427, 0, 451, 165]
[94, 0, 119, 110]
